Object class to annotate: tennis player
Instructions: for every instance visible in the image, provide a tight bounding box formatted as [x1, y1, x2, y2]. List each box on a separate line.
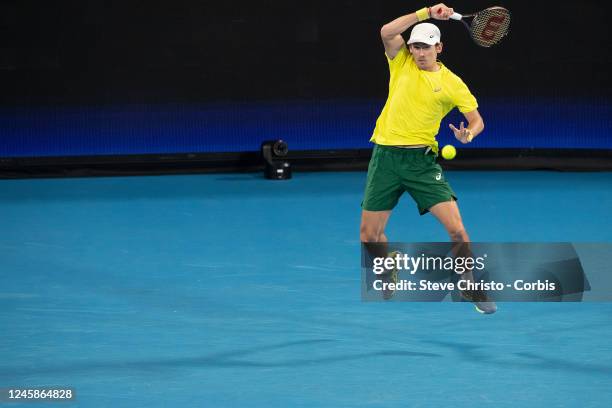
[361, 3, 496, 314]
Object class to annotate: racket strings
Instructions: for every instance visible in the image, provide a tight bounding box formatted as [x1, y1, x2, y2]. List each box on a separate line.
[471, 8, 510, 47]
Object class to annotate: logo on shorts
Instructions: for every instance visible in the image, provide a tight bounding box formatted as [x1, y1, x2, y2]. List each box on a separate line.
[435, 173, 442, 181]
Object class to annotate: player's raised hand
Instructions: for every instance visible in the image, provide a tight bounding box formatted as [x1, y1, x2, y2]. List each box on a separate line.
[430, 3, 454, 20]
[449, 121, 473, 144]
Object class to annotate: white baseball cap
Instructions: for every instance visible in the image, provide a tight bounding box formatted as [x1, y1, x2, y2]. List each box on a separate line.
[407, 23, 441, 45]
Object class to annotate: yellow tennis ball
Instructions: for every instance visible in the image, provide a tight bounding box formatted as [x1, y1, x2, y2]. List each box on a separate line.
[441, 145, 456, 160]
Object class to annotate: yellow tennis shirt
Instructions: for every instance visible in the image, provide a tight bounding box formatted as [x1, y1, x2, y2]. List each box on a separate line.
[371, 45, 478, 153]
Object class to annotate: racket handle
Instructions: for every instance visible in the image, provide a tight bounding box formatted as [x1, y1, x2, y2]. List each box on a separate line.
[450, 12, 462, 20]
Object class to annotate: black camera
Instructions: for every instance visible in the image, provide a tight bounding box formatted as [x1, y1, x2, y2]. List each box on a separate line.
[261, 140, 292, 180]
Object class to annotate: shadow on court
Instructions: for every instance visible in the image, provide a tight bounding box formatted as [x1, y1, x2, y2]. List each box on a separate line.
[425, 339, 612, 377]
[1, 339, 441, 379]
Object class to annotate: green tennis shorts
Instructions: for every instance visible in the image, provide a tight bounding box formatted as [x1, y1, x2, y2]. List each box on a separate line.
[361, 145, 457, 215]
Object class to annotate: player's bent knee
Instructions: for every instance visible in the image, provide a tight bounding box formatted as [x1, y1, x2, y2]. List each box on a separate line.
[360, 225, 381, 243]
[449, 228, 469, 242]
[360, 230, 379, 243]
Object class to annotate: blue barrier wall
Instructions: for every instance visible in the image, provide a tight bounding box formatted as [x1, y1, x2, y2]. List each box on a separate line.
[1, 98, 610, 157]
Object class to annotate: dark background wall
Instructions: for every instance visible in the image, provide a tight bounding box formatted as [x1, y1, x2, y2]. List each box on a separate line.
[0, 0, 610, 156]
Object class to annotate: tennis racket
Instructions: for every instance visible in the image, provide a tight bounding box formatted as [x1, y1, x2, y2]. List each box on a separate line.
[448, 7, 511, 47]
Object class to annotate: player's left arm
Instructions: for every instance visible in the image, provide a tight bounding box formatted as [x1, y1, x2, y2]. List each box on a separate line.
[449, 109, 484, 144]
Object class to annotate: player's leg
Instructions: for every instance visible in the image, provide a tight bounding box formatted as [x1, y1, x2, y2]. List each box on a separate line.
[360, 210, 391, 243]
[360, 210, 392, 276]
[360, 145, 404, 299]
[360, 210, 398, 300]
[430, 200, 497, 313]
[429, 199, 473, 271]
[428, 200, 468, 243]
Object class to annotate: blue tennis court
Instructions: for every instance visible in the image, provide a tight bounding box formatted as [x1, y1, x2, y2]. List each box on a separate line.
[1, 171, 611, 407]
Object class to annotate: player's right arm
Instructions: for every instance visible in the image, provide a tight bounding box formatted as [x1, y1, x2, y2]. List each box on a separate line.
[380, 4, 454, 59]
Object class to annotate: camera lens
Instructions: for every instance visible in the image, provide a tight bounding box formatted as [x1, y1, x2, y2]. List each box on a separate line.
[273, 140, 288, 157]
